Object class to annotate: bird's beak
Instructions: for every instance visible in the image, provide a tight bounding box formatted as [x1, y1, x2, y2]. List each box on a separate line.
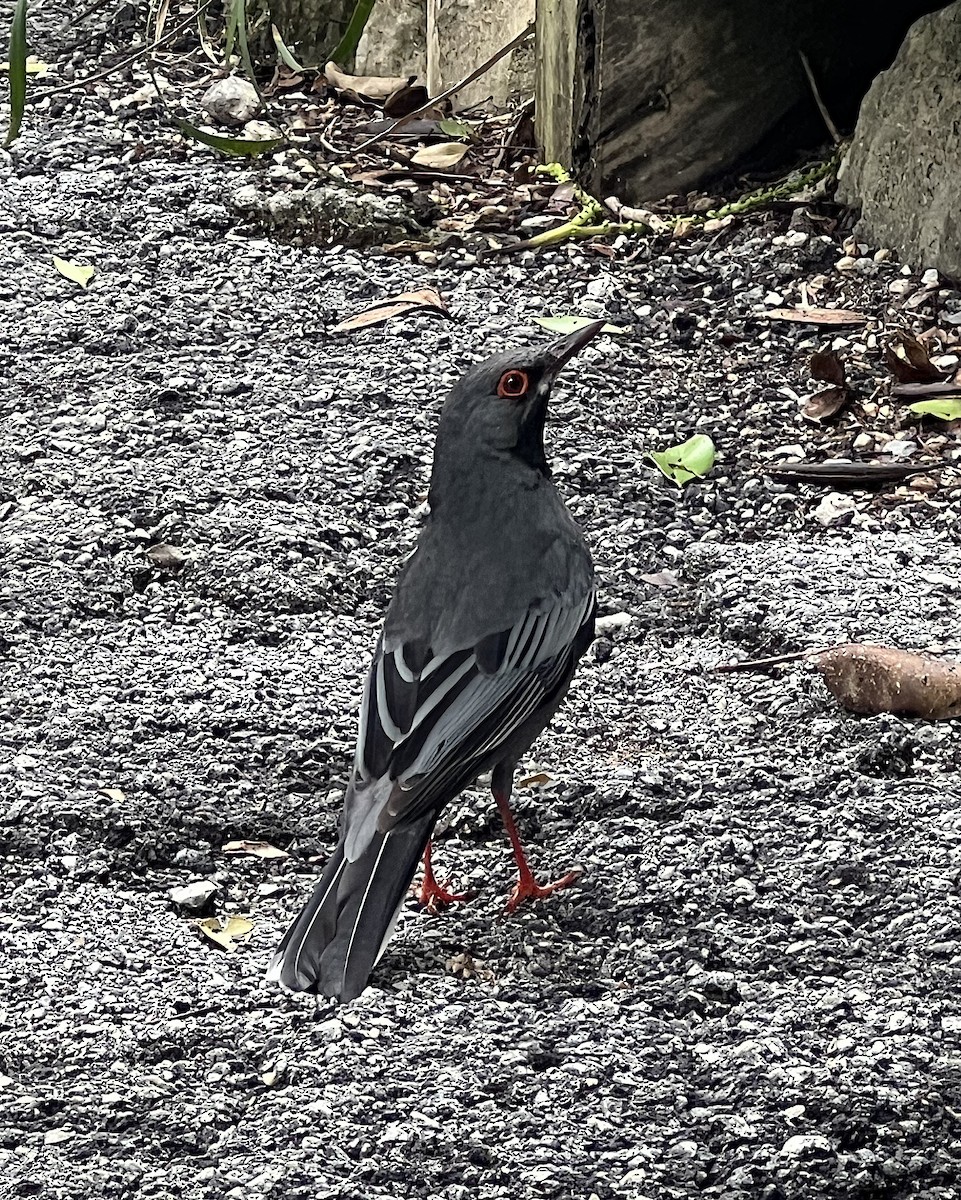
[543, 319, 607, 379]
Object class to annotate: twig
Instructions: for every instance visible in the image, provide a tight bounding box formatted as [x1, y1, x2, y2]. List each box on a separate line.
[491, 96, 534, 172]
[32, 0, 214, 102]
[713, 645, 842, 674]
[799, 50, 842, 146]
[346, 22, 534, 156]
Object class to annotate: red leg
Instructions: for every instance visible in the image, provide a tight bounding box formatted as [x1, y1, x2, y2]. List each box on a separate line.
[415, 840, 474, 914]
[493, 784, 581, 913]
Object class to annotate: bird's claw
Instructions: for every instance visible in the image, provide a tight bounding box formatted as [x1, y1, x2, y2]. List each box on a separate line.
[416, 876, 476, 914]
[505, 867, 582, 914]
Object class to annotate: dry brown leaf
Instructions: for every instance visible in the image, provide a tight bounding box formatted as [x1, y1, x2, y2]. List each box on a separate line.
[810, 348, 846, 386]
[883, 331, 945, 385]
[892, 380, 961, 398]
[766, 307, 867, 326]
[802, 386, 851, 423]
[331, 287, 449, 333]
[97, 787, 126, 802]
[196, 915, 254, 952]
[817, 644, 961, 720]
[383, 81, 431, 118]
[324, 63, 412, 101]
[222, 839, 288, 860]
[410, 142, 468, 170]
[517, 772, 553, 788]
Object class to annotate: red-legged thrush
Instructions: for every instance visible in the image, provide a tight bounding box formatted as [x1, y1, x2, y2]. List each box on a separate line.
[268, 321, 604, 1001]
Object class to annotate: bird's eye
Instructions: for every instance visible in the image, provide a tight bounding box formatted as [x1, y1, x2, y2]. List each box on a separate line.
[497, 369, 529, 398]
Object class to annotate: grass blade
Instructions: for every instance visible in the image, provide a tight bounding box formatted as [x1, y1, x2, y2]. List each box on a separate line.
[271, 23, 304, 73]
[3, 0, 29, 147]
[175, 118, 282, 156]
[329, 0, 377, 67]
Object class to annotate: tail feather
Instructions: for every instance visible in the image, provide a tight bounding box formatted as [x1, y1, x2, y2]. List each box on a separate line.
[268, 816, 433, 1001]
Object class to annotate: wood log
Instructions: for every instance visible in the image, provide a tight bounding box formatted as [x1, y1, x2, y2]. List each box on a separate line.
[536, 0, 947, 204]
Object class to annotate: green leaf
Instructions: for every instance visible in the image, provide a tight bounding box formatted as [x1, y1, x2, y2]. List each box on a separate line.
[52, 256, 95, 288]
[438, 118, 471, 137]
[907, 397, 961, 420]
[271, 23, 304, 73]
[649, 434, 716, 487]
[231, 0, 259, 95]
[533, 315, 626, 335]
[329, 0, 378, 67]
[3, 0, 28, 147]
[175, 118, 283, 157]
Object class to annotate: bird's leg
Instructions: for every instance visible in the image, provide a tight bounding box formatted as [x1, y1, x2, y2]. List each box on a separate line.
[415, 840, 474, 914]
[492, 776, 581, 913]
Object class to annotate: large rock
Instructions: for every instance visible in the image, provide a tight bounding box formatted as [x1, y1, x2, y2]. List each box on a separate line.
[427, 0, 534, 109]
[356, 0, 427, 80]
[838, 2, 961, 280]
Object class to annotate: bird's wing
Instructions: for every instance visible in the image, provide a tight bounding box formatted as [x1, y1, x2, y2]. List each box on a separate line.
[341, 588, 596, 860]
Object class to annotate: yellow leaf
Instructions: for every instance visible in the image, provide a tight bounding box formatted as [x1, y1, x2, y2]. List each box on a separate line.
[196, 915, 254, 952]
[518, 772, 553, 788]
[97, 787, 126, 802]
[53, 256, 95, 288]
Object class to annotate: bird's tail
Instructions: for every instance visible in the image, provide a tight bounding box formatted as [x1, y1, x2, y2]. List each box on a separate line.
[267, 815, 434, 1002]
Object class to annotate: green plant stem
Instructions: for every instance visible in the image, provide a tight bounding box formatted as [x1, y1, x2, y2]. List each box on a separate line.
[329, 0, 378, 67]
[3, 0, 28, 146]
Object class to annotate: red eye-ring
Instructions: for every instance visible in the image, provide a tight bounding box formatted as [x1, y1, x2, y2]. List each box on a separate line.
[497, 369, 529, 398]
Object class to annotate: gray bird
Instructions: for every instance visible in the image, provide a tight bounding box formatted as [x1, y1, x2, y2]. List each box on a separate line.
[268, 320, 604, 1001]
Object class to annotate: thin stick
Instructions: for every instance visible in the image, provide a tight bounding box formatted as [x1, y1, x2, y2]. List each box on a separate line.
[799, 50, 842, 146]
[713, 644, 843, 674]
[34, 0, 214, 102]
[347, 22, 534, 156]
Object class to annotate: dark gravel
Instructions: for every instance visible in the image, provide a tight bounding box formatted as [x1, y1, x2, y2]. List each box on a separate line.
[2, 6, 961, 1199]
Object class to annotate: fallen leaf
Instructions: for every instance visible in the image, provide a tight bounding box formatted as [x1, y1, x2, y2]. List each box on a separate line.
[0, 54, 47, 75]
[803, 386, 851, 423]
[518, 772, 553, 788]
[196, 915, 254, 952]
[409, 142, 468, 170]
[883, 331, 944, 384]
[765, 307, 867, 326]
[53, 256, 95, 288]
[383, 81, 430, 117]
[649, 434, 716, 487]
[438, 118, 471, 137]
[332, 287, 449, 333]
[533, 315, 625, 335]
[892, 381, 961, 397]
[324, 62, 411, 101]
[907, 398, 961, 421]
[764, 461, 948, 487]
[222, 839, 289, 860]
[96, 787, 126, 802]
[816, 644, 961, 719]
[810, 348, 846, 386]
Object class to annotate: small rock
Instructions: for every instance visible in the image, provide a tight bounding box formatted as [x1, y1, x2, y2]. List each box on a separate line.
[813, 493, 857, 527]
[781, 1133, 833, 1159]
[201, 77, 260, 128]
[595, 612, 632, 634]
[921, 267, 940, 288]
[168, 880, 218, 911]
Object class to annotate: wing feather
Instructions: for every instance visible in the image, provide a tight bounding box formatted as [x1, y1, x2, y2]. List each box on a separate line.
[345, 589, 597, 848]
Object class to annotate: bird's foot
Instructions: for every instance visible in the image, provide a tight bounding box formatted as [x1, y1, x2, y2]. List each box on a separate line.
[416, 872, 475, 914]
[505, 867, 582, 914]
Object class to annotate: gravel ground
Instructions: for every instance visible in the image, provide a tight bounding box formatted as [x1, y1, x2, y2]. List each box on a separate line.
[3, 7, 961, 1199]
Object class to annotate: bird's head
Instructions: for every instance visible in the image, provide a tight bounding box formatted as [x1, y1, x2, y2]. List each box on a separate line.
[435, 320, 607, 475]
